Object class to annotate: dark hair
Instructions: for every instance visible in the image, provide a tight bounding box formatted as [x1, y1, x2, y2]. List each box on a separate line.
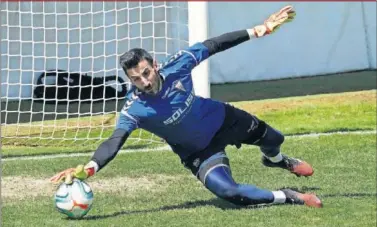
[119, 48, 153, 75]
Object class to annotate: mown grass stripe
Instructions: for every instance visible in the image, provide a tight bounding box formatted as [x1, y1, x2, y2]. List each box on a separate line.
[2, 130, 375, 162]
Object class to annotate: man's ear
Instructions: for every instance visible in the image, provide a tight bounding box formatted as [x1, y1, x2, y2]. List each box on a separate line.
[153, 60, 158, 70]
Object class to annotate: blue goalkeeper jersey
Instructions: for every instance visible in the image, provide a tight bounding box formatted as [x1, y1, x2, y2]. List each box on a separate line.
[116, 42, 226, 160]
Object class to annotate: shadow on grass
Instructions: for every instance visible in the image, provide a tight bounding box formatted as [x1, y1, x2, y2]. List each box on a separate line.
[283, 186, 377, 199]
[321, 192, 377, 198]
[77, 186, 377, 221]
[62, 186, 377, 221]
[79, 198, 270, 221]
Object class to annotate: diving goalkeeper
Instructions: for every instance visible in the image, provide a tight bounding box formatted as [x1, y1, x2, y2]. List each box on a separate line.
[51, 6, 322, 208]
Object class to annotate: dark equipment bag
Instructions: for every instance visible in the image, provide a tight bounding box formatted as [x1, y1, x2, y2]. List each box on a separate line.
[33, 70, 127, 103]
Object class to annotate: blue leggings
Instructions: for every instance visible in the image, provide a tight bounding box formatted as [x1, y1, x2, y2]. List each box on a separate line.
[198, 152, 274, 206]
[198, 126, 285, 206]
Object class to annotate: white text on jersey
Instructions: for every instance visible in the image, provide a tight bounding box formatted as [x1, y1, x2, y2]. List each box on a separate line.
[163, 91, 195, 125]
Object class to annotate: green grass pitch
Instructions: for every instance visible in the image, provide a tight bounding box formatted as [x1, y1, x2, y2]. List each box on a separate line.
[1, 90, 376, 227]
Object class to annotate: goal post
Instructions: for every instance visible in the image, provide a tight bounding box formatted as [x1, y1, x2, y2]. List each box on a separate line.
[188, 1, 210, 99]
[0, 1, 210, 147]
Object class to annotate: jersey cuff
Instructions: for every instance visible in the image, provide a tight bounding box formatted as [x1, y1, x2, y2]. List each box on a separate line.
[246, 28, 256, 39]
[85, 160, 99, 176]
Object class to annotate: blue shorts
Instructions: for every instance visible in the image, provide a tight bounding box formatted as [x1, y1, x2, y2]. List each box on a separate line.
[181, 103, 267, 178]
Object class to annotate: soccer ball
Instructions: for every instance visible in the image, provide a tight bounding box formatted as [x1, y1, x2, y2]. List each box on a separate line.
[54, 179, 94, 219]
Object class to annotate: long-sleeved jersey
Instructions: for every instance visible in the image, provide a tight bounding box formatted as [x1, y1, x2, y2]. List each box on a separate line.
[90, 29, 252, 170]
[117, 42, 225, 160]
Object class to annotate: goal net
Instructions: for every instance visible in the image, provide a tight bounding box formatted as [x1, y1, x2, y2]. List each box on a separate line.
[0, 1, 190, 148]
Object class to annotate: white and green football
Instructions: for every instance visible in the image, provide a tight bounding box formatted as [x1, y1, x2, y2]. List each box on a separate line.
[54, 179, 94, 219]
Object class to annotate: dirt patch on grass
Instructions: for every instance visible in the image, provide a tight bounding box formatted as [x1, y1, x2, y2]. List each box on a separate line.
[2, 175, 178, 200]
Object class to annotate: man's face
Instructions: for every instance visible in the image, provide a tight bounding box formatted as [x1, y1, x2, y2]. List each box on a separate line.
[126, 59, 161, 95]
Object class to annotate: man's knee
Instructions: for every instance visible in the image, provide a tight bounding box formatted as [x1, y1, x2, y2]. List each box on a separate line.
[216, 185, 239, 199]
[256, 124, 285, 147]
[213, 184, 260, 206]
[203, 163, 271, 206]
[213, 184, 243, 205]
[201, 164, 250, 205]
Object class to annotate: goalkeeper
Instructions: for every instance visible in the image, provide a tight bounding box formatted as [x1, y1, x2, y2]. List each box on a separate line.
[51, 6, 322, 208]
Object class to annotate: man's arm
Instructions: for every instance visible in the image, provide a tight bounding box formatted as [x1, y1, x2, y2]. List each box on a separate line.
[163, 5, 296, 73]
[202, 29, 252, 57]
[85, 128, 130, 175]
[160, 31, 251, 74]
[50, 101, 139, 184]
[203, 5, 296, 56]
[50, 128, 130, 184]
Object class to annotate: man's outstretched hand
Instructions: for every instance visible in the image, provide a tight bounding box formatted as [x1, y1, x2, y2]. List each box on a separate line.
[253, 5, 296, 38]
[50, 165, 90, 184]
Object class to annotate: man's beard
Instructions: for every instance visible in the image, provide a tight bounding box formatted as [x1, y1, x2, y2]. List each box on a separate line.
[145, 74, 163, 95]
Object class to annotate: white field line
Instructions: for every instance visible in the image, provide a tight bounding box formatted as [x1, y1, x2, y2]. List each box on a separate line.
[1, 145, 171, 162]
[2, 130, 376, 162]
[286, 130, 376, 138]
